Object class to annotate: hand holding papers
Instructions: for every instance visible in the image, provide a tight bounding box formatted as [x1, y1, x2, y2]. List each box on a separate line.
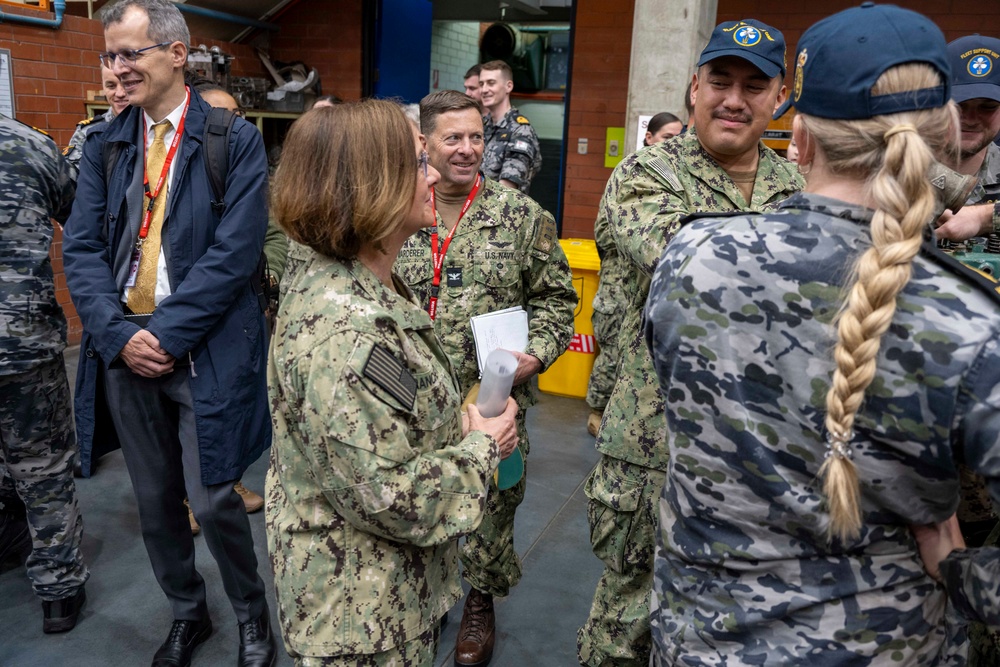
[470, 306, 528, 376]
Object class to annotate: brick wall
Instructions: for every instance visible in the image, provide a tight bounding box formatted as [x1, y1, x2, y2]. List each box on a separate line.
[429, 21, 480, 94]
[267, 0, 363, 100]
[559, 0, 997, 241]
[561, 0, 635, 240]
[2, 10, 271, 345]
[716, 0, 1000, 87]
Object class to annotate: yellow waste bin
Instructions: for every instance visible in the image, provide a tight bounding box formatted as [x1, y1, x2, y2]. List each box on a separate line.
[539, 238, 600, 398]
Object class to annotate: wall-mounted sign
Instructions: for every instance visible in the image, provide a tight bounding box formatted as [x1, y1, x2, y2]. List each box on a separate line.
[0, 50, 14, 119]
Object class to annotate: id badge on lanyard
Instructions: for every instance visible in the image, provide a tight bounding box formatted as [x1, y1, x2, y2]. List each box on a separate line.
[125, 88, 192, 287]
[428, 174, 482, 320]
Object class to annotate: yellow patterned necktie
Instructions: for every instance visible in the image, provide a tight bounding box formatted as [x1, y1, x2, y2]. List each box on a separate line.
[127, 120, 172, 314]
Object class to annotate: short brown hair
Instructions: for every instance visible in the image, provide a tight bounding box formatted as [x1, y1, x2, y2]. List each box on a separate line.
[479, 60, 512, 81]
[464, 64, 482, 80]
[419, 90, 481, 135]
[272, 100, 416, 259]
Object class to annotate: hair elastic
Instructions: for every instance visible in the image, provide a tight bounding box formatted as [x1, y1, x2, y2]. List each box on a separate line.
[883, 124, 918, 142]
[825, 428, 855, 460]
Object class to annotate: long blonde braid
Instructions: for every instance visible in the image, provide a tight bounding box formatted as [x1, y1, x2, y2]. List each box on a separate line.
[799, 64, 959, 541]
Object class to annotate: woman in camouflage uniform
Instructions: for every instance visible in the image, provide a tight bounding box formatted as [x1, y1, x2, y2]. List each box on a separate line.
[645, 5, 1000, 665]
[265, 100, 518, 667]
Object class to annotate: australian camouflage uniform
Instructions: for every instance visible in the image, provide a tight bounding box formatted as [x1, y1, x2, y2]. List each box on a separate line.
[578, 129, 802, 667]
[481, 108, 542, 194]
[266, 241, 502, 665]
[63, 109, 114, 183]
[0, 114, 89, 601]
[395, 176, 576, 597]
[644, 193, 1000, 665]
[586, 207, 626, 413]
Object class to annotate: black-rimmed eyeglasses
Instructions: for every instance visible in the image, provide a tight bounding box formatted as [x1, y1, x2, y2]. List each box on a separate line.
[98, 42, 171, 69]
[417, 151, 429, 178]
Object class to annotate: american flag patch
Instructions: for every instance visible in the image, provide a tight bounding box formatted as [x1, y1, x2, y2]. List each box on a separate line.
[363, 345, 417, 410]
[568, 334, 595, 354]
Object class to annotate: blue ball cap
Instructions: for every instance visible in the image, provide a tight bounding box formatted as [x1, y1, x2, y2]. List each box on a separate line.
[949, 35, 1000, 104]
[697, 19, 787, 79]
[774, 3, 950, 120]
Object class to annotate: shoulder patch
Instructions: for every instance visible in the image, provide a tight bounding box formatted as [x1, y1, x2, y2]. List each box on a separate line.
[534, 214, 557, 255]
[515, 115, 530, 125]
[646, 157, 682, 191]
[920, 239, 1000, 305]
[8, 116, 50, 139]
[76, 116, 98, 128]
[363, 344, 417, 410]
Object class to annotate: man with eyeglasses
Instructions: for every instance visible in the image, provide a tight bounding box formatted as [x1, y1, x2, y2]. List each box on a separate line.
[62, 1, 276, 666]
[395, 90, 576, 667]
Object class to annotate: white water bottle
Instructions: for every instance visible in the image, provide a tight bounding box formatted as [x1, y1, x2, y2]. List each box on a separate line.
[476, 349, 517, 418]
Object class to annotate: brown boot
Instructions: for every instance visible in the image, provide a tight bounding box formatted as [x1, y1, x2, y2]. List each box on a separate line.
[455, 588, 495, 666]
[184, 498, 201, 535]
[234, 481, 264, 513]
[586, 409, 603, 437]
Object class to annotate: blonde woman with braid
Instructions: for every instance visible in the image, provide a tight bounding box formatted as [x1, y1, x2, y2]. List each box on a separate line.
[643, 5, 1000, 665]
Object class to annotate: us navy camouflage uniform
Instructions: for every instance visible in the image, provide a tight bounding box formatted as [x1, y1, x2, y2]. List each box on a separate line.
[971, 142, 1000, 228]
[63, 109, 113, 183]
[266, 241, 501, 665]
[644, 192, 1000, 666]
[482, 108, 542, 194]
[958, 140, 1000, 664]
[0, 115, 89, 601]
[585, 207, 625, 412]
[395, 176, 575, 597]
[578, 129, 802, 667]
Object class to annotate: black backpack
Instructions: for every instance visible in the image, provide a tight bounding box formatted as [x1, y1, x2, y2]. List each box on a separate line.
[102, 107, 271, 312]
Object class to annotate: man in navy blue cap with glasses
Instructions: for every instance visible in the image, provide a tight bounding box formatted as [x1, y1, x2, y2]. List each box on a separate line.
[576, 17, 802, 667]
[936, 35, 1000, 243]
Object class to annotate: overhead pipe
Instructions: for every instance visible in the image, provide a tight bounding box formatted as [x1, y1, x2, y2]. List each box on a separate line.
[173, 3, 279, 32]
[0, 0, 66, 29]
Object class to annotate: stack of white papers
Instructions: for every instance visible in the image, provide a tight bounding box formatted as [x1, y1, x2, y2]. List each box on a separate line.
[470, 306, 529, 376]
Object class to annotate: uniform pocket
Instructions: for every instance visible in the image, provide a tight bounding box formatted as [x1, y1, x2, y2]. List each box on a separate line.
[585, 460, 642, 573]
[475, 250, 522, 288]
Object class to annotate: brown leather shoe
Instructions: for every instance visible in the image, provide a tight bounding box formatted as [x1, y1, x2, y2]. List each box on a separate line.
[455, 588, 495, 667]
[234, 482, 264, 513]
[586, 409, 603, 437]
[184, 499, 201, 535]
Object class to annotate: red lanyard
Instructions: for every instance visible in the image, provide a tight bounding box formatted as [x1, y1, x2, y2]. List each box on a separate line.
[428, 174, 482, 320]
[136, 88, 191, 247]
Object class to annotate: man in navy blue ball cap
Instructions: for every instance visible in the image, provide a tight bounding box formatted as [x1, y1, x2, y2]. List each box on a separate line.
[936, 34, 1000, 242]
[690, 18, 791, 205]
[575, 16, 802, 667]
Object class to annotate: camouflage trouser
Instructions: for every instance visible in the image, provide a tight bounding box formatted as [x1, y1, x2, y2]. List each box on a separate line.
[460, 413, 529, 597]
[0, 356, 89, 600]
[295, 623, 439, 667]
[578, 455, 665, 667]
[586, 306, 621, 412]
[958, 469, 1000, 666]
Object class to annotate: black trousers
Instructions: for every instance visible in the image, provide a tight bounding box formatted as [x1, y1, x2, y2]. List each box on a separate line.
[104, 365, 265, 623]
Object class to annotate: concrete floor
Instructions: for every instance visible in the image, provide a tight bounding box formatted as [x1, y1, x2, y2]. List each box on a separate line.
[0, 348, 603, 667]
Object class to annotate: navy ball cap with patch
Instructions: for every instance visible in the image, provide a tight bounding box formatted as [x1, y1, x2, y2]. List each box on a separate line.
[949, 35, 1000, 104]
[697, 18, 787, 79]
[774, 3, 950, 120]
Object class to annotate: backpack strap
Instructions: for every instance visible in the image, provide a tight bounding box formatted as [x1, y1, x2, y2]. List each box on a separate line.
[204, 106, 237, 214]
[102, 141, 123, 190]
